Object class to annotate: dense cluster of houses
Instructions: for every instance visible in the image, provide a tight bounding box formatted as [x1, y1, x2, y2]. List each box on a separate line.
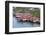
[15, 13, 40, 23]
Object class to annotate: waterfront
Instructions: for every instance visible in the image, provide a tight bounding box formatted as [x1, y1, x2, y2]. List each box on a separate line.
[13, 17, 40, 28]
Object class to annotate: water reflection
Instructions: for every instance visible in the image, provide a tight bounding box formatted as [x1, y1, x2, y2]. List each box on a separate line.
[13, 17, 40, 28]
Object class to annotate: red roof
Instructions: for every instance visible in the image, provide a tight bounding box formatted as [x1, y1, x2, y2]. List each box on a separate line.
[16, 13, 32, 19]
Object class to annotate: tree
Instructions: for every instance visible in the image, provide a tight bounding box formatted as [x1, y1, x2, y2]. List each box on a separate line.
[13, 7, 40, 17]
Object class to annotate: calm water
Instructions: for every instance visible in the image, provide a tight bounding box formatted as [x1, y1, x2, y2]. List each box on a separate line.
[13, 17, 40, 28]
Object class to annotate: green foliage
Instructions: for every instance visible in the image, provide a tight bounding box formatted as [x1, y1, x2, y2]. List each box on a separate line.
[13, 7, 40, 17]
[16, 7, 31, 13]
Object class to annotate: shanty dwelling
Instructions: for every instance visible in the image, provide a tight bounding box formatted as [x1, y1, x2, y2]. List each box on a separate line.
[15, 13, 32, 22]
[32, 16, 40, 23]
[15, 13, 23, 21]
[15, 13, 40, 23]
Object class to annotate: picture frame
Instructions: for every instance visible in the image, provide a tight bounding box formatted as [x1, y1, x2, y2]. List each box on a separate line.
[5, 1, 45, 34]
